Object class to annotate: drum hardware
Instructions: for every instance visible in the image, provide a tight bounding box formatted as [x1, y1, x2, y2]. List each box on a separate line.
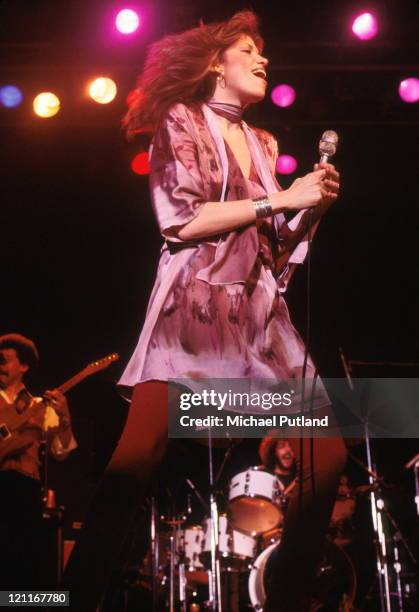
[204, 428, 246, 610]
[214, 438, 242, 484]
[148, 515, 188, 611]
[260, 527, 282, 550]
[405, 453, 419, 516]
[178, 563, 187, 611]
[143, 436, 247, 612]
[341, 349, 392, 611]
[150, 497, 159, 612]
[140, 446, 370, 611]
[204, 424, 222, 612]
[138, 468, 364, 611]
[186, 478, 210, 514]
[342, 350, 418, 612]
[169, 524, 176, 612]
[166, 517, 188, 612]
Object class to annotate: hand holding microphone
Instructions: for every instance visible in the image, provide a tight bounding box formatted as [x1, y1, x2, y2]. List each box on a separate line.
[314, 130, 340, 213]
[270, 130, 340, 213]
[284, 169, 328, 211]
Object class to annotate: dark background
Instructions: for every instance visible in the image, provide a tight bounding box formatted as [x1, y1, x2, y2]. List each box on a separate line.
[1, 0, 418, 606]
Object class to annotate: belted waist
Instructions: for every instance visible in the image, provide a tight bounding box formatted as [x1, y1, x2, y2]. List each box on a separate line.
[165, 237, 280, 280]
[165, 239, 218, 254]
[163, 224, 280, 287]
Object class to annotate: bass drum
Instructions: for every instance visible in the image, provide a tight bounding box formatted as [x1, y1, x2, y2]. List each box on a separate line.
[248, 538, 356, 611]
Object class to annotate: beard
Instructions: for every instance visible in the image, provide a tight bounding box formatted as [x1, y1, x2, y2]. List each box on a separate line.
[277, 456, 294, 472]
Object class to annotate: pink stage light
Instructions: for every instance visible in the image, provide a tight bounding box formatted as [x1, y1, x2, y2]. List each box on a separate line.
[351, 12, 378, 40]
[271, 84, 296, 108]
[398, 78, 419, 103]
[115, 9, 140, 34]
[276, 155, 297, 175]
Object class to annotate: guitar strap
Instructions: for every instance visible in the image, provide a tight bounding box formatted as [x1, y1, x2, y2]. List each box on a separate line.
[14, 387, 34, 415]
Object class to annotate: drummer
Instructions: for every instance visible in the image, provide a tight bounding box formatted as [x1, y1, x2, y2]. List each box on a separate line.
[258, 436, 297, 496]
[257, 437, 297, 548]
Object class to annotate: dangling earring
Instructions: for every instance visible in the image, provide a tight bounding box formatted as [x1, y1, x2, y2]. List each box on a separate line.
[217, 72, 226, 89]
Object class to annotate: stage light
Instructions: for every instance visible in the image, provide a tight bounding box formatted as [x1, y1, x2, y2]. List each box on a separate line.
[398, 77, 419, 103]
[131, 152, 150, 175]
[115, 9, 140, 34]
[33, 92, 60, 118]
[276, 155, 297, 175]
[271, 84, 296, 108]
[0, 85, 23, 108]
[88, 78, 117, 104]
[351, 12, 378, 40]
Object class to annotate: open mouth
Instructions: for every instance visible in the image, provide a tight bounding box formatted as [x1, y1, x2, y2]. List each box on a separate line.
[252, 69, 267, 81]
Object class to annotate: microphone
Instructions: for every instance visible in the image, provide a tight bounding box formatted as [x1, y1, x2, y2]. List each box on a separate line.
[319, 130, 339, 163]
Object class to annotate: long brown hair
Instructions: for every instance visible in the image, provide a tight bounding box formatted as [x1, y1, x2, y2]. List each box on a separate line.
[259, 436, 297, 475]
[123, 10, 263, 137]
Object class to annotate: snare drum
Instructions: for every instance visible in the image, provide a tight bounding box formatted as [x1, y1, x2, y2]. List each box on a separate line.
[201, 514, 256, 572]
[228, 467, 283, 534]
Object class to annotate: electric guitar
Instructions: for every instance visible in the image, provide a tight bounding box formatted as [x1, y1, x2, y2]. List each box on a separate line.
[0, 353, 119, 465]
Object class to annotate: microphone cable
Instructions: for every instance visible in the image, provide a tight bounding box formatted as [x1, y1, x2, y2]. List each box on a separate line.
[299, 129, 339, 509]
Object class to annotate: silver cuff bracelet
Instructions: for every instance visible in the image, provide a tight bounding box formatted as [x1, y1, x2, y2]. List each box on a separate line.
[253, 196, 273, 219]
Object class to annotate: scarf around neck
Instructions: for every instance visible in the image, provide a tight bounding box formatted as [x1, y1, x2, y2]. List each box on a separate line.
[206, 99, 244, 124]
[202, 103, 278, 202]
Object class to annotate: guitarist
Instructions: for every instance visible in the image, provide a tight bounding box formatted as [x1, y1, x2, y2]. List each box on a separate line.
[0, 333, 77, 590]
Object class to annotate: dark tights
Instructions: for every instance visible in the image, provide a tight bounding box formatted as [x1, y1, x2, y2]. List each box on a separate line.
[63, 382, 168, 611]
[264, 435, 347, 611]
[63, 382, 346, 612]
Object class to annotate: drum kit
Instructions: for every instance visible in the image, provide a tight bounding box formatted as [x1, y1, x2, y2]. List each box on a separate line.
[137, 460, 357, 612]
[117, 357, 419, 610]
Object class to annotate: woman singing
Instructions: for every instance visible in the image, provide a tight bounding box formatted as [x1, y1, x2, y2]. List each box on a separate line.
[64, 10, 346, 611]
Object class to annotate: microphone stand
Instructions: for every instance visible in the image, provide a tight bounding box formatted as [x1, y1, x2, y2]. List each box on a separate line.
[214, 437, 239, 486]
[353, 453, 418, 611]
[405, 453, 419, 516]
[207, 423, 222, 612]
[150, 497, 159, 612]
[186, 478, 210, 514]
[340, 349, 392, 612]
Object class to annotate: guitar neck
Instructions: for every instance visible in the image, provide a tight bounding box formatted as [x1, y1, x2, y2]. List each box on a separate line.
[0, 353, 118, 438]
[57, 370, 90, 395]
[56, 354, 119, 394]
